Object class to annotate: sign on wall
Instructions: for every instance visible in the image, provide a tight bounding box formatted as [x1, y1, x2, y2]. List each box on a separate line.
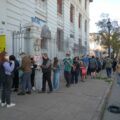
[31, 17, 46, 27]
[0, 35, 6, 52]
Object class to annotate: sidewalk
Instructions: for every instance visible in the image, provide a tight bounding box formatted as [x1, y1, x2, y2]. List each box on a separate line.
[103, 75, 120, 120]
[0, 75, 111, 120]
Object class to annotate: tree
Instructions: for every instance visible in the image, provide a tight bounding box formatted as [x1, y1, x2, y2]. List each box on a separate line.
[96, 13, 120, 58]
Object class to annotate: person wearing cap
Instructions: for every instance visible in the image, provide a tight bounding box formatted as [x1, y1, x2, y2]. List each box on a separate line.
[63, 52, 73, 87]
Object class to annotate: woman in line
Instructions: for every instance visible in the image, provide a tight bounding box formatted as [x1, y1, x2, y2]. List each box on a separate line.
[52, 57, 61, 91]
[0, 53, 16, 108]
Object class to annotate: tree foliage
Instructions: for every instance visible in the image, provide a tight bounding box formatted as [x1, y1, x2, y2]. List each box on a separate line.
[96, 13, 120, 57]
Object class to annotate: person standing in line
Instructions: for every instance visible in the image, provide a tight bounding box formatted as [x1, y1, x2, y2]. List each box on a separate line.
[31, 57, 37, 91]
[96, 57, 102, 74]
[105, 56, 113, 78]
[12, 55, 20, 92]
[41, 53, 53, 93]
[18, 53, 32, 95]
[80, 61, 87, 82]
[112, 58, 117, 74]
[71, 57, 80, 84]
[63, 52, 73, 87]
[1, 53, 16, 108]
[88, 56, 98, 79]
[52, 57, 61, 90]
[0, 52, 7, 103]
[116, 59, 120, 85]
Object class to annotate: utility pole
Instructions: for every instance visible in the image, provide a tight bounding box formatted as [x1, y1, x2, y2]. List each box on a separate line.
[107, 19, 112, 58]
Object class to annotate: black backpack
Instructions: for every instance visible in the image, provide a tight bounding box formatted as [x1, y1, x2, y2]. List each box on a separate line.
[89, 58, 97, 69]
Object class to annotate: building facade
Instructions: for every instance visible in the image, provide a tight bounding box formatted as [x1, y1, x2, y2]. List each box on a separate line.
[0, 0, 93, 59]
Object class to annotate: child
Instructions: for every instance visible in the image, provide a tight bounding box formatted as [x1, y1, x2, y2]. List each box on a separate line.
[80, 61, 87, 82]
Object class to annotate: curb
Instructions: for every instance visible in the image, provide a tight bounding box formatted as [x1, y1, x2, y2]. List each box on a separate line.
[97, 79, 114, 120]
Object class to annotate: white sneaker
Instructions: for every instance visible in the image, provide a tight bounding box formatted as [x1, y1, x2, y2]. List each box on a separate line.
[1, 103, 6, 107]
[7, 103, 16, 108]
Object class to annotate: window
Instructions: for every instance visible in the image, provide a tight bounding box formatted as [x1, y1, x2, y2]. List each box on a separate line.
[70, 4, 74, 23]
[57, 29, 64, 51]
[78, 14, 81, 28]
[85, 0, 87, 10]
[85, 20, 87, 33]
[57, 0, 63, 14]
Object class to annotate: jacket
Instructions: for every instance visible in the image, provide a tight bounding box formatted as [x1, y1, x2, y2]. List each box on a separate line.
[21, 56, 31, 72]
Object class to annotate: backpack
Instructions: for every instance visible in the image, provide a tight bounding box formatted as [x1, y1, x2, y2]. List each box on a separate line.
[89, 58, 97, 69]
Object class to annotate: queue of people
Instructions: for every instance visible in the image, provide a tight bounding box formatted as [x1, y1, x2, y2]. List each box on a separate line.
[0, 51, 119, 108]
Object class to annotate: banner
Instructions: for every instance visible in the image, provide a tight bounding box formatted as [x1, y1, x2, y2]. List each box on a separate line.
[0, 35, 6, 52]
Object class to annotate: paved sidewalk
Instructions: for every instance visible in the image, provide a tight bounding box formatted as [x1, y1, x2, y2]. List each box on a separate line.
[0, 77, 110, 120]
[103, 75, 120, 120]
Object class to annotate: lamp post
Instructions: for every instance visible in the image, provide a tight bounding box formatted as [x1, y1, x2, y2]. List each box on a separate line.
[107, 19, 112, 58]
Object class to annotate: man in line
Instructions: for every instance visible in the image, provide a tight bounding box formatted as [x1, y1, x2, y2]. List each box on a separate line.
[105, 56, 112, 78]
[18, 53, 32, 95]
[41, 53, 53, 93]
[63, 52, 72, 87]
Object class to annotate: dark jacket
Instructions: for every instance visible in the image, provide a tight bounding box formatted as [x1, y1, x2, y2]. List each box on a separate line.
[71, 60, 80, 73]
[41, 58, 51, 74]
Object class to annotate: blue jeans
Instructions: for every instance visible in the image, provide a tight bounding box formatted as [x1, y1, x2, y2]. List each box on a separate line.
[53, 72, 60, 90]
[20, 72, 31, 93]
[71, 72, 79, 84]
[106, 68, 112, 77]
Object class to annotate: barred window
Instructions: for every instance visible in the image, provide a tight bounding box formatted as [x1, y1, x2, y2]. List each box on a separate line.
[70, 4, 74, 23]
[57, 29, 64, 51]
[57, 0, 63, 14]
[78, 14, 81, 28]
[85, 20, 87, 33]
[85, 0, 87, 10]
